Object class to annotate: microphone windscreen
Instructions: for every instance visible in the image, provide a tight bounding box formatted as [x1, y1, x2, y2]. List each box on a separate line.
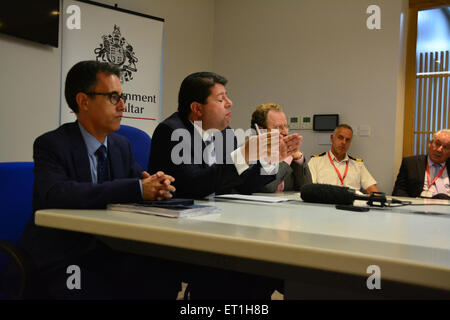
[300, 184, 354, 205]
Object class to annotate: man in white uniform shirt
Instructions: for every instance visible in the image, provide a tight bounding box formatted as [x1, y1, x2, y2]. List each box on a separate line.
[307, 124, 379, 194]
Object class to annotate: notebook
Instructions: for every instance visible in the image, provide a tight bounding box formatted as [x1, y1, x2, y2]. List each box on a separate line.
[107, 198, 219, 218]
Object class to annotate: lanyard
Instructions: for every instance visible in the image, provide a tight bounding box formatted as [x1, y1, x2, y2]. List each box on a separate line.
[328, 152, 348, 186]
[426, 163, 446, 189]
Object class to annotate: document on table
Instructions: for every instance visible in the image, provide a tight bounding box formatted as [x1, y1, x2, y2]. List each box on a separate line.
[214, 194, 290, 203]
[107, 203, 220, 218]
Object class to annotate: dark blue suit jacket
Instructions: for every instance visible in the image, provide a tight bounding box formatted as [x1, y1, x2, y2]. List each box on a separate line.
[148, 112, 274, 199]
[20, 121, 143, 270]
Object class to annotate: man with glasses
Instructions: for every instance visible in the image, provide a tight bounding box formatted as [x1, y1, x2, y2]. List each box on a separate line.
[251, 103, 312, 192]
[20, 60, 181, 299]
[393, 129, 450, 198]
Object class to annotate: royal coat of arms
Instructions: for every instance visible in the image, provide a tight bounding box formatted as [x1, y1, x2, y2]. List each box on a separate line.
[94, 25, 138, 82]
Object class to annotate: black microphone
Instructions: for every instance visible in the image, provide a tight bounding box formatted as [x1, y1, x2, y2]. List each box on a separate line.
[300, 184, 387, 206]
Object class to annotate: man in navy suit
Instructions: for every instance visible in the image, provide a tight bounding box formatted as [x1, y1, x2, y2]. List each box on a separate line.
[20, 61, 180, 299]
[149, 72, 302, 198]
[149, 72, 302, 299]
[393, 129, 450, 198]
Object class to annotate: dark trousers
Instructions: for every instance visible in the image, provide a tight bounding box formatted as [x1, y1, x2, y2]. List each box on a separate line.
[39, 242, 181, 300]
[184, 264, 283, 300]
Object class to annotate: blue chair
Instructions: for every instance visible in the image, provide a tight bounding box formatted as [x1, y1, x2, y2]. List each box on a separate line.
[0, 162, 38, 299]
[0, 162, 34, 243]
[115, 125, 151, 170]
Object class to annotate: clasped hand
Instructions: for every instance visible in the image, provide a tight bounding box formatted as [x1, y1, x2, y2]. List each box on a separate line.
[141, 171, 175, 200]
[244, 131, 303, 164]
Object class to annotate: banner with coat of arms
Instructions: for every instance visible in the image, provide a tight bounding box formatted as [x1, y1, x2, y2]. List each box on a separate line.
[60, 0, 164, 135]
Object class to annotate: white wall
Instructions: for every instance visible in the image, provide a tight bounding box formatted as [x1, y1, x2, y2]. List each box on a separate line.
[0, 33, 61, 162]
[0, 0, 214, 162]
[0, 0, 408, 193]
[212, 0, 408, 193]
[98, 0, 215, 119]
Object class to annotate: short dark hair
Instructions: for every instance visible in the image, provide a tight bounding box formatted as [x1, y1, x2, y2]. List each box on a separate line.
[178, 72, 227, 120]
[64, 60, 121, 113]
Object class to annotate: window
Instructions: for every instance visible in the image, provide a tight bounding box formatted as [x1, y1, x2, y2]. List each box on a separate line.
[403, 1, 450, 156]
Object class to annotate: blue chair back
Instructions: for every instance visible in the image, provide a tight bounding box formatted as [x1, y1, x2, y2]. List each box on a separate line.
[0, 162, 34, 296]
[0, 162, 34, 243]
[115, 125, 151, 170]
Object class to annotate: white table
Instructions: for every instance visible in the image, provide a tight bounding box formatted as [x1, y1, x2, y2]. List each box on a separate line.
[35, 193, 450, 298]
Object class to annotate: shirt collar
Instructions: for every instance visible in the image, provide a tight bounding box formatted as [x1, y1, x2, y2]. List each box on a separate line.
[329, 150, 349, 163]
[427, 156, 445, 168]
[191, 120, 213, 143]
[78, 122, 108, 156]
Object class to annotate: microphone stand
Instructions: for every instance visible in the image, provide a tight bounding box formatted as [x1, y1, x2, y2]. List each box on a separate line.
[365, 192, 387, 207]
[336, 192, 387, 212]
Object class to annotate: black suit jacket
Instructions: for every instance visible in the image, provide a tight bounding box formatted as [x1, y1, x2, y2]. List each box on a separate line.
[392, 155, 450, 197]
[148, 112, 274, 199]
[20, 121, 143, 269]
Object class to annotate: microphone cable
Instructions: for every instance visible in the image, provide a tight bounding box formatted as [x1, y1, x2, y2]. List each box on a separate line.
[384, 197, 450, 208]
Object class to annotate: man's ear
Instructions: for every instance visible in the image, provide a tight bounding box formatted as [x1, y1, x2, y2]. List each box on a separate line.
[190, 102, 203, 118]
[75, 92, 89, 112]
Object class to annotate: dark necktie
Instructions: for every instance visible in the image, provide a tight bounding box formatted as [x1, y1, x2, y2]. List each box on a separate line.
[205, 138, 216, 166]
[204, 138, 216, 197]
[95, 145, 109, 183]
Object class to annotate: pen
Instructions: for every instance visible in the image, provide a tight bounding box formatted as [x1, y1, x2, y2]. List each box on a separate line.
[254, 123, 262, 135]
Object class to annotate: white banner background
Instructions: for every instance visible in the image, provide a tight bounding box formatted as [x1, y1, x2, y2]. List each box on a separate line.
[60, 0, 163, 135]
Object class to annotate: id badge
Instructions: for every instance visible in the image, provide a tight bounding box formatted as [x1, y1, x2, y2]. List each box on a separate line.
[420, 190, 433, 198]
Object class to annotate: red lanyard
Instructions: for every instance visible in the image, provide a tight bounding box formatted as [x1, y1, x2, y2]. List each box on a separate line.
[426, 162, 446, 189]
[328, 152, 348, 186]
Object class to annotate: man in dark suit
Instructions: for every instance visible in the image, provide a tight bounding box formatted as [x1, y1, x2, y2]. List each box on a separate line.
[149, 72, 302, 299]
[251, 103, 311, 192]
[393, 129, 450, 198]
[20, 60, 180, 299]
[149, 72, 302, 198]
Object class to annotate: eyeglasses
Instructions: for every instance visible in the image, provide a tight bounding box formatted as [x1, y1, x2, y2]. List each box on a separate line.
[85, 92, 127, 105]
[431, 140, 450, 152]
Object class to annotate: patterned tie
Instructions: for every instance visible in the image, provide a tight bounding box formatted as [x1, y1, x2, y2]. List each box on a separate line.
[432, 163, 443, 194]
[277, 181, 285, 193]
[95, 145, 109, 184]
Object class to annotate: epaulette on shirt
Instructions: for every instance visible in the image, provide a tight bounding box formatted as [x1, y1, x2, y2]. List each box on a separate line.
[312, 152, 326, 158]
[348, 155, 363, 162]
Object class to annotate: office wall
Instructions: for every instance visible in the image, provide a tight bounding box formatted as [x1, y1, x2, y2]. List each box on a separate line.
[0, 33, 61, 163]
[0, 0, 214, 162]
[213, 0, 408, 193]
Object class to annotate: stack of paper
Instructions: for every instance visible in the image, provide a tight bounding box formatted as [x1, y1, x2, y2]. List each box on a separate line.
[214, 194, 290, 203]
[107, 203, 220, 218]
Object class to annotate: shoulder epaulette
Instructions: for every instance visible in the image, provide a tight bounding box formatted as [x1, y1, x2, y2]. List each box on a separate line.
[349, 155, 363, 162]
[312, 152, 326, 158]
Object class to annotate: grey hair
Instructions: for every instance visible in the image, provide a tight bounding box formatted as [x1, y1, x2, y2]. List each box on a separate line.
[432, 129, 450, 141]
[333, 124, 353, 135]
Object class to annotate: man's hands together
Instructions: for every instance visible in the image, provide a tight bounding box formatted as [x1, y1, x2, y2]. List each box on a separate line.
[243, 131, 303, 164]
[141, 171, 175, 201]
